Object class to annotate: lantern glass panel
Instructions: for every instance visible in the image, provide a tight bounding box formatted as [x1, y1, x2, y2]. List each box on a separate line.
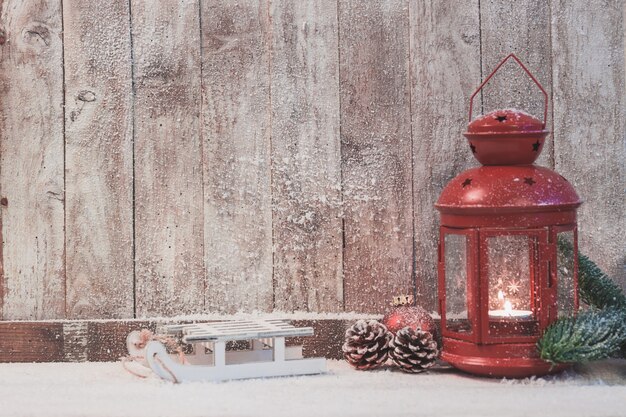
[444, 233, 471, 334]
[486, 234, 538, 337]
[557, 230, 576, 317]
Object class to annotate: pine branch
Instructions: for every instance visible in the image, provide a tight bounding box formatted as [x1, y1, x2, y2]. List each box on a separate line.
[537, 308, 626, 364]
[557, 237, 626, 309]
[578, 253, 626, 309]
[537, 239, 626, 364]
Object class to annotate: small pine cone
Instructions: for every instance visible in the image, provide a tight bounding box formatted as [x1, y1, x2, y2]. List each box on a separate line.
[342, 320, 392, 370]
[389, 327, 439, 373]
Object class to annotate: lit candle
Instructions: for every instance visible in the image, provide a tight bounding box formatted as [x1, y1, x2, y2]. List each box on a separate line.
[489, 300, 533, 320]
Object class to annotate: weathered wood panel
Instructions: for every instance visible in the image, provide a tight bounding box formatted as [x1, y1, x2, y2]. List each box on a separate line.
[63, 0, 134, 318]
[480, 0, 553, 167]
[0, 0, 624, 320]
[270, 0, 343, 312]
[0, 322, 64, 362]
[86, 320, 155, 361]
[201, 0, 273, 313]
[410, 1, 481, 312]
[0, 0, 65, 319]
[0, 318, 363, 362]
[551, 0, 626, 288]
[62, 321, 88, 362]
[132, 0, 205, 317]
[339, 1, 414, 312]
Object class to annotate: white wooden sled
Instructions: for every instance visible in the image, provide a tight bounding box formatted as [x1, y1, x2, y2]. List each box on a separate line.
[126, 319, 326, 383]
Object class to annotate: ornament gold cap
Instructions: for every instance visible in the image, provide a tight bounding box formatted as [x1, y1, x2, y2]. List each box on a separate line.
[392, 295, 414, 306]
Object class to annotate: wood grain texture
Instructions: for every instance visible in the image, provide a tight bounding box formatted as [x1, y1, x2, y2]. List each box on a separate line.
[291, 319, 351, 360]
[0, 318, 365, 362]
[201, 0, 273, 313]
[0, 0, 623, 321]
[62, 321, 88, 362]
[479, 0, 553, 167]
[132, 0, 205, 317]
[551, 0, 626, 289]
[0, 0, 65, 319]
[339, 1, 413, 312]
[0, 322, 64, 362]
[86, 320, 154, 361]
[410, 1, 481, 312]
[270, 0, 343, 312]
[63, 0, 134, 318]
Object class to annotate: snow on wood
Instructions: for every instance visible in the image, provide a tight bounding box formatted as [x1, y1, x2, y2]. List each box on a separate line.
[63, 0, 134, 318]
[551, 0, 626, 290]
[201, 0, 273, 313]
[409, 1, 481, 312]
[339, 0, 414, 312]
[0, 0, 65, 319]
[62, 321, 88, 362]
[0, 1, 624, 320]
[0, 314, 378, 363]
[168, 319, 314, 342]
[270, 0, 343, 312]
[0, 322, 64, 362]
[131, 0, 205, 317]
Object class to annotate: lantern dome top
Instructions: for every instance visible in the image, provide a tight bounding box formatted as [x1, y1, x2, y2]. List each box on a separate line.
[436, 165, 581, 214]
[464, 109, 549, 165]
[467, 109, 545, 134]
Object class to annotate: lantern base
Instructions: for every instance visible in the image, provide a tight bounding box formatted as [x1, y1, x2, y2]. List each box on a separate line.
[441, 337, 570, 378]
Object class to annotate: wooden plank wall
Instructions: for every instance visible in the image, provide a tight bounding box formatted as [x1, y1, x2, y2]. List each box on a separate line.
[0, 1, 65, 320]
[410, 1, 481, 311]
[551, 0, 626, 295]
[270, 0, 343, 312]
[63, 1, 135, 319]
[132, 0, 205, 317]
[201, 0, 274, 313]
[339, 1, 413, 312]
[0, 0, 624, 320]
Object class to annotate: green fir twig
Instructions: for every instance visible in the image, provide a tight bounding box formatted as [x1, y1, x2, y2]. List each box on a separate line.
[538, 238, 626, 364]
[557, 237, 626, 309]
[578, 253, 626, 309]
[538, 308, 626, 364]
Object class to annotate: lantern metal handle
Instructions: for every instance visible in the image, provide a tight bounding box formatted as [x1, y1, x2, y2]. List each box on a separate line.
[468, 53, 548, 128]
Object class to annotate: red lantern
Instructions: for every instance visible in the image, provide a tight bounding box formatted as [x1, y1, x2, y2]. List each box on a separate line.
[436, 54, 582, 378]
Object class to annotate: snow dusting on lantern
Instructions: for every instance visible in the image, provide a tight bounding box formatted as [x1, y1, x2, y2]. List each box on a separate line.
[436, 54, 582, 378]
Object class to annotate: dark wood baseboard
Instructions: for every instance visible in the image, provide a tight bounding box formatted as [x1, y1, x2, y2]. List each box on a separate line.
[0, 319, 367, 363]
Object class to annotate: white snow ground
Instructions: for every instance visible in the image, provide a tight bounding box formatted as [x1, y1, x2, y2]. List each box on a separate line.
[0, 360, 625, 417]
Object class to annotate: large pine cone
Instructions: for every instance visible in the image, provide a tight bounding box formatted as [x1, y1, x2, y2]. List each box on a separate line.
[389, 327, 439, 373]
[342, 320, 392, 370]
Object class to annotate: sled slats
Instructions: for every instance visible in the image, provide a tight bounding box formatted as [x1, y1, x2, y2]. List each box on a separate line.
[130, 319, 326, 382]
[165, 320, 314, 343]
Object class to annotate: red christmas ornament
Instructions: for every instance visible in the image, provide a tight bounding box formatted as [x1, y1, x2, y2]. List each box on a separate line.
[382, 295, 437, 337]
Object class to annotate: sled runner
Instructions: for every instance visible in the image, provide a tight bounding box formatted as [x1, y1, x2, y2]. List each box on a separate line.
[126, 319, 326, 382]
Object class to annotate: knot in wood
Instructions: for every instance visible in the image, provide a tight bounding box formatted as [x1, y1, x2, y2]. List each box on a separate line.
[77, 90, 96, 102]
[22, 25, 51, 47]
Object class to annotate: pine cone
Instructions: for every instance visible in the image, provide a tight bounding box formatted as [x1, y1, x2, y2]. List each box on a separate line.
[389, 327, 439, 373]
[342, 320, 392, 370]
